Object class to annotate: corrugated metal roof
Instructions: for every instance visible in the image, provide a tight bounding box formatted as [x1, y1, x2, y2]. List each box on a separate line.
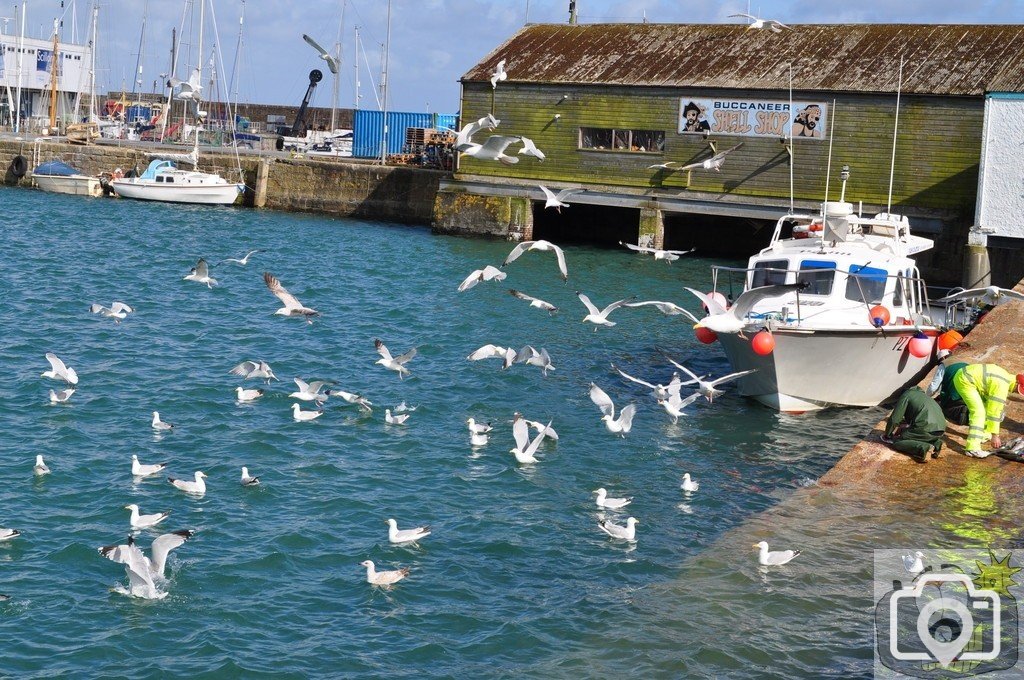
[461, 24, 1024, 95]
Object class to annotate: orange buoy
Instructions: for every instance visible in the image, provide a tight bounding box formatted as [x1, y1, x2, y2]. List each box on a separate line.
[751, 330, 775, 355]
[868, 305, 890, 328]
[695, 326, 718, 344]
[937, 330, 963, 351]
[908, 333, 931, 358]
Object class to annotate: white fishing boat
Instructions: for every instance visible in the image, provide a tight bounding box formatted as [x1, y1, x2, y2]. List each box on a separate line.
[696, 193, 941, 412]
[32, 160, 103, 197]
[110, 156, 242, 205]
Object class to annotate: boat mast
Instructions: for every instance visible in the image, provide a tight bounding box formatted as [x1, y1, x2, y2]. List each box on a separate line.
[132, 0, 148, 98]
[193, 0, 204, 162]
[353, 25, 360, 110]
[378, 0, 391, 164]
[886, 57, 904, 215]
[14, 0, 25, 133]
[87, 2, 98, 122]
[48, 19, 59, 132]
[330, 0, 345, 132]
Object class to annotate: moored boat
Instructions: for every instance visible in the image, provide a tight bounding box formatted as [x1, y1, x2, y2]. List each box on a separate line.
[110, 159, 243, 205]
[32, 160, 104, 198]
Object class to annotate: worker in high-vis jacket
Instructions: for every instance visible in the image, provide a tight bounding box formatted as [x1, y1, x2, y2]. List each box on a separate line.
[952, 364, 1024, 458]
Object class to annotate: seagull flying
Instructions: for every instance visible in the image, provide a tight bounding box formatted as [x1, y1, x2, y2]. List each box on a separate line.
[658, 391, 702, 423]
[514, 413, 559, 440]
[648, 161, 682, 170]
[458, 134, 522, 165]
[170, 68, 203, 101]
[489, 58, 507, 88]
[240, 466, 260, 487]
[508, 289, 558, 314]
[903, 551, 925, 575]
[230, 360, 278, 384]
[132, 455, 166, 477]
[458, 265, 507, 292]
[538, 185, 583, 212]
[99, 530, 195, 599]
[89, 301, 134, 322]
[729, 13, 791, 32]
[937, 285, 1024, 307]
[151, 411, 173, 431]
[502, 239, 568, 281]
[263, 272, 320, 323]
[679, 143, 744, 172]
[327, 389, 373, 412]
[168, 471, 207, 494]
[49, 388, 75, 404]
[33, 455, 50, 476]
[386, 518, 430, 544]
[662, 355, 756, 403]
[374, 339, 417, 380]
[42, 353, 78, 385]
[385, 409, 409, 425]
[125, 504, 169, 529]
[753, 540, 800, 566]
[577, 292, 636, 328]
[183, 258, 217, 288]
[455, 114, 500, 150]
[235, 386, 265, 402]
[510, 414, 549, 464]
[593, 488, 632, 510]
[360, 560, 410, 587]
[302, 34, 339, 74]
[517, 136, 545, 161]
[624, 300, 700, 323]
[598, 517, 638, 541]
[589, 382, 637, 436]
[681, 473, 699, 493]
[291, 403, 323, 422]
[619, 241, 695, 263]
[467, 344, 517, 369]
[220, 249, 261, 265]
[685, 284, 805, 334]
[514, 345, 555, 376]
[289, 377, 331, 403]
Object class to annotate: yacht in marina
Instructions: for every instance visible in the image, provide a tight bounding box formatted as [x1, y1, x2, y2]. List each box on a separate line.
[110, 154, 243, 205]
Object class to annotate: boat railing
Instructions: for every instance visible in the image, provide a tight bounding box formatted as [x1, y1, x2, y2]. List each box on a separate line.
[708, 264, 933, 326]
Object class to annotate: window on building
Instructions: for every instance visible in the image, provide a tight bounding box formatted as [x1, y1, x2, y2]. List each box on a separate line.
[751, 259, 789, 287]
[579, 127, 664, 152]
[845, 264, 888, 304]
[797, 260, 836, 296]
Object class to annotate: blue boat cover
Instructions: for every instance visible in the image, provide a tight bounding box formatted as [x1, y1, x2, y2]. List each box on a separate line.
[33, 160, 80, 176]
[139, 159, 175, 180]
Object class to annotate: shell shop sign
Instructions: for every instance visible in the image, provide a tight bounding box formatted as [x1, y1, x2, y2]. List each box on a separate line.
[678, 98, 828, 139]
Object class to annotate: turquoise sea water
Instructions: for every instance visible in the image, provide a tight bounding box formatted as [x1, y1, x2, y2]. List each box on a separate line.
[0, 186, 885, 677]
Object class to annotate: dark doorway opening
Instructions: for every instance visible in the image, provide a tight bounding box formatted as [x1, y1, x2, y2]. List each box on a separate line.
[663, 213, 777, 257]
[532, 202, 639, 246]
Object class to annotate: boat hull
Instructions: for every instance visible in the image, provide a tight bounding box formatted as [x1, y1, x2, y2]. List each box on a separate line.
[110, 180, 242, 205]
[34, 174, 103, 198]
[717, 327, 937, 412]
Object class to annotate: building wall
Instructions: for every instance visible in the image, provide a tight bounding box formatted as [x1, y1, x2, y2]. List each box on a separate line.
[976, 94, 1024, 239]
[458, 82, 982, 216]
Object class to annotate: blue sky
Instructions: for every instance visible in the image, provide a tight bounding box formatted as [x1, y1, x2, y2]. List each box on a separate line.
[14, 0, 1022, 115]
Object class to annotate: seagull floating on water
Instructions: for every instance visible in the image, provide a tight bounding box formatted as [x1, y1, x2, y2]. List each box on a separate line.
[183, 258, 217, 288]
[385, 409, 409, 425]
[470, 432, 489, 447]
[264, 272, 320, 323]
[467, 417, 492, 435]
[538, 185, 583, 212]
[220, 249, 261, 265]
[903, 551, 925, 575]
[458, 265, 507, 292]
[619, 241, 695, 263]
[289, 378, 331, 403]
[578, 292, 636, 328]
[49, 388, 75, 404]
[386, 518, 430, 544]
[240, 467, 260, 487]
[33, 455, 50, 476]
[589, 383, 637, 436]
[681, 473, 699, 492]
[168, 471, 207, 495]
[489, 58, 507, 88]
[125, 504, 169, 529]
[151, 411, 174, 431]
[753, 540, 800, 566]
[394, 401, 417, 413]
[360, 560, 409, 587]
[374, 339, 417, 380]
[99, 530, 195, 599]
[0, 528, 21, 542]
[132, 455, 166, 477]
[502, 240, 568, 281]
[291, 403, 323, 422]
[42, 353, 78, 385]
[508, 289, 558, 314]
[89, 301, 134, 322]
[235, 386, 264, 402]
[729, 12, 791, 32]
[598, 517, 638, 541]
[231, 360, 278, 383]
[593, 488, 632, 510]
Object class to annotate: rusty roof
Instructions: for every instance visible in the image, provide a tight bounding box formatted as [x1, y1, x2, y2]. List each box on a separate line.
[462, 23, 1024, 95]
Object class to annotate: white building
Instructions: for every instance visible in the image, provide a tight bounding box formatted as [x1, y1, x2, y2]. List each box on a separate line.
[0, 32, 92, 129]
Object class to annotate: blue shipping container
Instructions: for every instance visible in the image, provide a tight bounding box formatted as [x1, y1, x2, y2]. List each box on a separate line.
[352, 110, 461, 158]
[434, 113, 458, 133]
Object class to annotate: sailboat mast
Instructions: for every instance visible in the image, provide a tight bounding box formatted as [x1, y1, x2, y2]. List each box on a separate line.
[193, 0, 204, 160]
[87, 2, 98, 121]
[353, 25, 360, 110]
[48, 19, 59, 132]
[132, 0, 148, 97]
[330, 0, 345, 132]
[379, 0, 391, 164]
[14, 0, 25, 133]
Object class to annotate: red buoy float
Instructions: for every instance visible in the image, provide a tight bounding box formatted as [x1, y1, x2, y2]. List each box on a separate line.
[908, 332, 932, 358]
[751, 330, 775, 355]
[868, 305, 890, 328]
[695, 326, 718, 344]
[937, 330, 963, 351]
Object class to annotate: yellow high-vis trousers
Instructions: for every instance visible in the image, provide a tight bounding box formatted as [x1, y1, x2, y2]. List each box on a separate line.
[953, 368, 1007, 452]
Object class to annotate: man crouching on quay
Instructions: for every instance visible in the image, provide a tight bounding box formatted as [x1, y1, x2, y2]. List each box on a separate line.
[952, 364, 1024, 458]
[882, 386, 947, 463]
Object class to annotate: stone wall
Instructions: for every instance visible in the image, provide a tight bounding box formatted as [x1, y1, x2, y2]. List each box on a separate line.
[432, 189, 533, 239]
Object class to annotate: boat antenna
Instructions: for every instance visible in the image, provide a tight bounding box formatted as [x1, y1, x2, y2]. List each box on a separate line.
[886, 56, 904, 215]
[788, 64, 793, 212]
[823, 98, 837, 204]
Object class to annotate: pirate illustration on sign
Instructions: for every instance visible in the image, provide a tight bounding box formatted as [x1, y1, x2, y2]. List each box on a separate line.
[682, 101, 711, 133]
[791, 104, 823, 138]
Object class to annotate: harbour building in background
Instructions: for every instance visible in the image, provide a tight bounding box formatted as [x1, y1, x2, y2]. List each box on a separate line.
[0, 27, 92, 131]
[435, 23, 1024, 287]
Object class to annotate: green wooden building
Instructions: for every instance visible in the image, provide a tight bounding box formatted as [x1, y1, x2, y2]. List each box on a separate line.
[434, 23, 1024, 285]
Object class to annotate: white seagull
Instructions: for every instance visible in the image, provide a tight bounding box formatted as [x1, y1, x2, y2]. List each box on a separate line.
[327, 389, 373, 412]
[648, 160, 682, 170]
[168, 471, 207, 495]
[42, 353, 78, 385]
[151, 411, 174, 431]
[386, 518, 431, 544]
[662, 355, 756, 403]
[49, 388, 75, 404]
[33, 455, 50, 476]
[619, 241, 695, 263]
[902, 551, 925, 576]
[489, 58, 507, 88]
[235, 386, 265, 402]
[593, 488, 632, 510]
[470, 432, 489, 447]
[263, 272, 320, 323]
[538, 185, 583, 212]
[385, 409, 409, 425]
[624, 300, 700, 323]
[681, 473, 699, 493]
[374, 339, 417, 380]
[89, 301, 134, 322]
[467, 417, 492, 435]
[589, 382, 637, 436]
[753, 540, 800, 566]
[679, 143, 744, 172]
[291, 403, 323, 422]
[659, 391, 702, 423]
[459, 135, 523, 165]
[220, 249, 262, 266]
[729, 13, 791, 32]
[517, 136, 545, 161]
[183, 257, 217, 288]
[514, 346, 555, 376]
[578, 292, 636, 328]
[598, 517, 638, 541]
[240, 467, 260, 487]
[610, 363, 683, 402]
[170, 67, 203, 100]
[360, 560, 409, 587]
[937, 285, 1024, 307]
[510, 414, 549, 464]
[502, 239, 568, 281]
[515, 413, 559, 440]
[509, 289, 558, 314]
[132, 455, 166, 477]
[685, 284, 805, 334]
[99, 530, 195, 599]
[394, 401, 417, 413]
[467, 344, 517, 369]
[0, 528, 21, 542]
[289, 377, 331, 403]
[302, 34, 339, 74]
[125, 504, 170, 530]
[230, 360, 278, 383]
[458, 265, 507, 292]
[455, 114, 500, 150]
